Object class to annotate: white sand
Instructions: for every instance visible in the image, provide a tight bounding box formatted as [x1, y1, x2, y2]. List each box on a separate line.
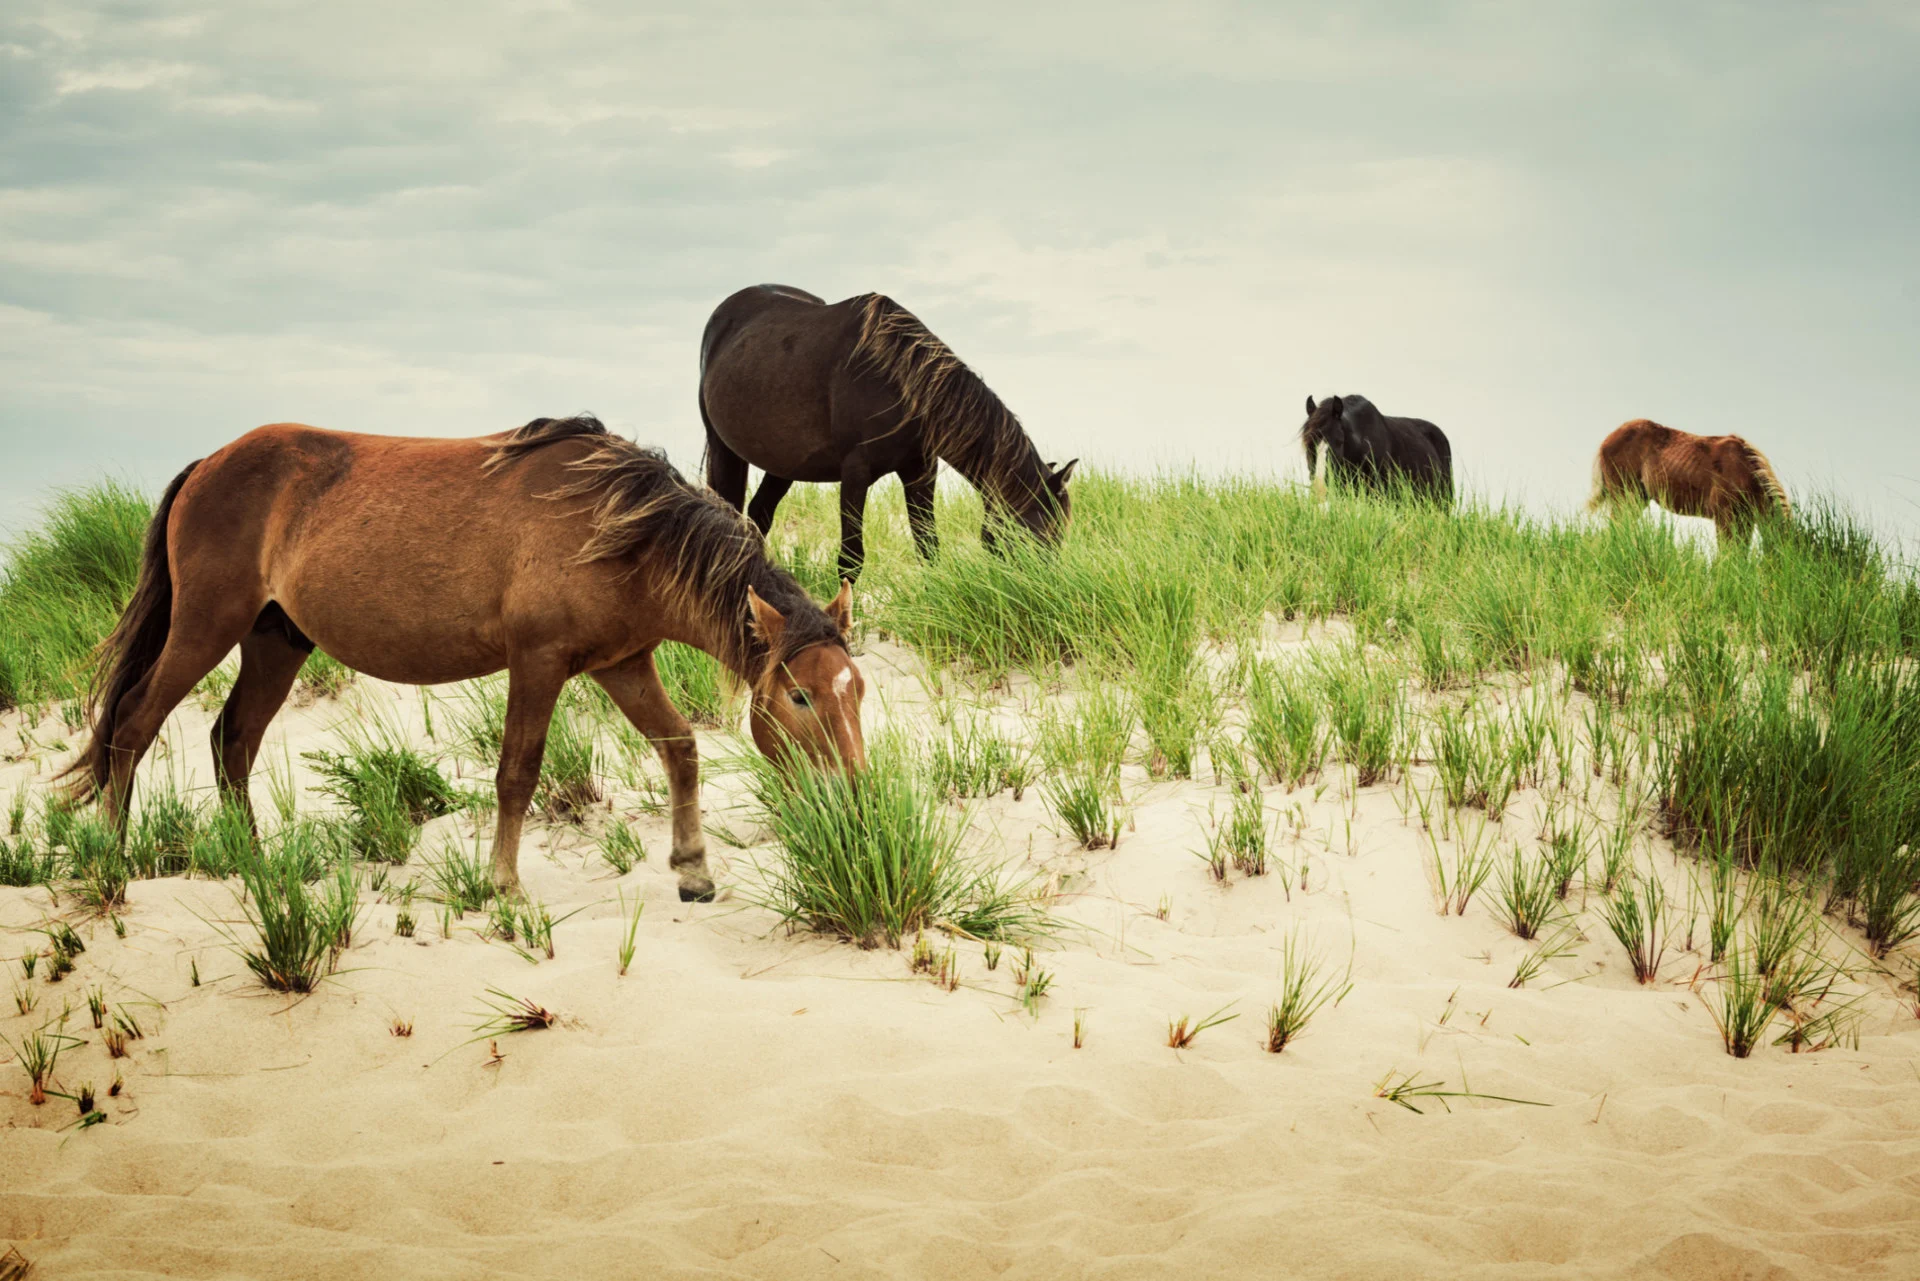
[2, 638, 1917, 1279]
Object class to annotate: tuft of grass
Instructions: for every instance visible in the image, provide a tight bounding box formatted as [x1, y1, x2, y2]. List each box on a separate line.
[1492, 844, 1559, 940]
[1, 1021, 84, 1105]
[1242, 661, 1328, 788]
[599, 819, 646, 876]
[227, 846, 361, 992]
[295, 649, 356, 702]
[1509, 925, 1581, 988]
[1264, 928, 1350, 1053]
[1708, 949, 1783, 1058]
[1600, 872, 1669, 985]
[617, 888, 644, 976]
[1372, 1068, 1549, 1115]
[1166, 1002, 1238, 1049]
[1425, 815, 1498, 917]
[1318, 649, 1402, 787]
[425, 835, 496, 916]
[1203, 786, 1273, 879]
[744, 743, 1041, 948]
[470, 987, 557, 1037]
[305, 722, 461, 863]
[925, 715, 1032, 801]
[1072, 1007, 1088, 1048]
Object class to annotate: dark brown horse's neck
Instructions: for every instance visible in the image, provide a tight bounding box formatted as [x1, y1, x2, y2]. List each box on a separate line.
[938, 421, 1050, 520]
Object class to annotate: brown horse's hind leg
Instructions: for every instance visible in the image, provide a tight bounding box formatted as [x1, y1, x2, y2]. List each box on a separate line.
[210, 629, 310, 820]
[490, 656, 569, 898]
[102, 607, 259, 829]
[703, 422, 749, 512]
[590, 651, 713, 902]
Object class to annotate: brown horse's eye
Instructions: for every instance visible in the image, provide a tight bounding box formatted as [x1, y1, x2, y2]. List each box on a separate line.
[789, 689, 811, 709]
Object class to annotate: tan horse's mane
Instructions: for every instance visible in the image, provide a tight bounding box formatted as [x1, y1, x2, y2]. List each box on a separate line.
[487, 416, 844, 683]
[847, 293, 1047, 500]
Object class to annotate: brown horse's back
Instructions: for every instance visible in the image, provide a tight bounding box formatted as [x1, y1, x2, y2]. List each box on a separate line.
[1590, 418, 1789, 539]
[177, 424, 615, 685]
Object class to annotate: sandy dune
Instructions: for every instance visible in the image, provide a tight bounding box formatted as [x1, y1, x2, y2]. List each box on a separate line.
[3, 638, 1917, 1279]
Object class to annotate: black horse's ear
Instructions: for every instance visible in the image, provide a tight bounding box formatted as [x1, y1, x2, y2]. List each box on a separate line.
[1305, 396, 1316, 416]
[1053, 458, 1078, 487]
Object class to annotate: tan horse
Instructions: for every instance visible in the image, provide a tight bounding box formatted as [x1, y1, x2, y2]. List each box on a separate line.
[1588, 418, 1791, 546]
[60, 415, 866, 900]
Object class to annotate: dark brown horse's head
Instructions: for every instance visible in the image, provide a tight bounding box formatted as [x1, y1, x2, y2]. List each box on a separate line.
[987, 458, 1078, 552]
[746, 581, 867, 776]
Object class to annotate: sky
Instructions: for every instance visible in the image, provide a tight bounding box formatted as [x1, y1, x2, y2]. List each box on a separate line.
[3, 1, 1918, 545]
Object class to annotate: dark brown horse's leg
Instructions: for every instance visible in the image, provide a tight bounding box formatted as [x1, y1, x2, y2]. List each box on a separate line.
[901, 455, 939, 561]
[210, 630, 309, 820]
[491, 659, 568, 898]
[836, 458, 873, 583]
[703, 423, 749, 512]
[745, 473, 793, 536]
[589, 652, 713, 902]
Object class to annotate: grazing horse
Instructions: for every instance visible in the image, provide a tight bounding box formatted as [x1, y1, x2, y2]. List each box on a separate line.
[1587, 418, 1790, 546]
[1300, 394, 1453, 503]
[699, 284, 1078, 580]
[59, 415, 866, 900]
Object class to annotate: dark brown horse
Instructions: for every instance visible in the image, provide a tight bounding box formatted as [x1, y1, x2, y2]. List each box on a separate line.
[1300, 394, 1453, 503]
[60, 416, 866, 900]
[1588, 418, 1790, 546]
[698, 284, 1077, 580]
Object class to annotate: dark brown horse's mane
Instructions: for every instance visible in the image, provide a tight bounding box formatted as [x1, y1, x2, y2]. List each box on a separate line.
[487, 416, 844, 683]
[847, 294, 1047, 501]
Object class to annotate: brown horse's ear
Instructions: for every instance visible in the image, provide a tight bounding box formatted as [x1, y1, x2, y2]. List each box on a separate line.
[1305, 396, 1316, 416]
[1053, 459, 1078, 488]
[826, 580, 854, 633]
[747, 586, 787, 649]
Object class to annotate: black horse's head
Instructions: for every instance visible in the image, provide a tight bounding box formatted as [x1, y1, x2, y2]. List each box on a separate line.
[1301, 395, 1348, 483]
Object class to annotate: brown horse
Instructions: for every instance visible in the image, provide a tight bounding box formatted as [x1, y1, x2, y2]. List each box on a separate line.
[1588, 419, 1791, 546]
[59, 415, 866, 900]
[699, 284, 1077, 581]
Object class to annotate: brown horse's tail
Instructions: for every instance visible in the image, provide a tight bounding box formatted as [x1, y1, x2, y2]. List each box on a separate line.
[57, 460, 199, 805]
[1738, 439, 1792, 519]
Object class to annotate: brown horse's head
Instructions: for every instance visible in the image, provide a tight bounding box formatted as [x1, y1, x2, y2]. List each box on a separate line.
[746, 581, 867, 775]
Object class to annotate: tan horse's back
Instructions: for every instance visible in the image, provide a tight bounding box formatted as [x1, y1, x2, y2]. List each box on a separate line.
[176, 424, 615, 685]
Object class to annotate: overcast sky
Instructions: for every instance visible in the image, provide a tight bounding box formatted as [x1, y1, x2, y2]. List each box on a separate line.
[4, 1, 1918, 545]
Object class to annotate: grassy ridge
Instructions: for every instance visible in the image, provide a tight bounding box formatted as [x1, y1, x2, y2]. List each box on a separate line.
[0, 482, 151, 708]
[8, 471, 1920, 959]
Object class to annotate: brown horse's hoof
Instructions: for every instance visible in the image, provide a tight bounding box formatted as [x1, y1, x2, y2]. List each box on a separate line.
[678, 881, 716, 904]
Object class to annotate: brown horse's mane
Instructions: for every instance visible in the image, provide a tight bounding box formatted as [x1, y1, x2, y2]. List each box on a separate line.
[847, 294, 1047, 500]
[487, 416, 844, 683]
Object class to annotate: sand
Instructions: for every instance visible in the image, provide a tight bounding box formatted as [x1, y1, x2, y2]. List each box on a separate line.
[2, 636, 1918, 1280]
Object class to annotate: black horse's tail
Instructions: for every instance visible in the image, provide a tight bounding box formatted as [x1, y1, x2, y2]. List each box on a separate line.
[57, 460, 199, 804]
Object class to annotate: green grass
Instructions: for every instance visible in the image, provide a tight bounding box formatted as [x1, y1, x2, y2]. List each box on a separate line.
[6, 471, 1920, 971]
[305, 717, 464, 861]
[226, 843, 361, 992]
[742, 741, 1042, 949]
[0, 481, 150, 708]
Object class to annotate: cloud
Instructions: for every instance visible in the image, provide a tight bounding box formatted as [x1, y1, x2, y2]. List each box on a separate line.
[1, 0, 1917, 541]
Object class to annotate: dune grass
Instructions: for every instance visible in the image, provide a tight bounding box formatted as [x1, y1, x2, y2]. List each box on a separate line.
[741, 740, 1043, 949]
[4, 469, 1918, 973]
[0, 481, 150, 710]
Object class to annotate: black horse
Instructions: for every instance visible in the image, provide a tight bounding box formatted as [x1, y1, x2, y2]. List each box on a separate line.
[698, 284, 1077, 580]
[1300, 395, 1452, 503]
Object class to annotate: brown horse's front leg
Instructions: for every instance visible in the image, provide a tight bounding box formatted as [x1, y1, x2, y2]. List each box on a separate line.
[491, 660, 567, 899]
[590, 652, 714, 902]
[901, 454, 939, 562]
